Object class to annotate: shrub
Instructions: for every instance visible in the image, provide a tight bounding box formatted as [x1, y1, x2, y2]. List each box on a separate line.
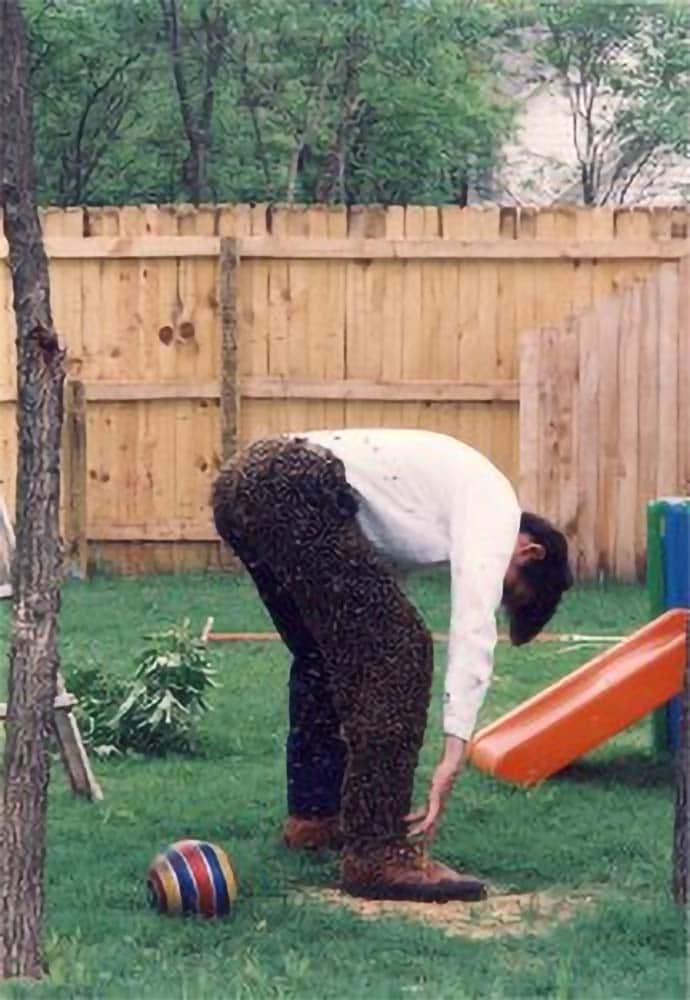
[66, 619, 218, 757]
[67, 664, 128, 758]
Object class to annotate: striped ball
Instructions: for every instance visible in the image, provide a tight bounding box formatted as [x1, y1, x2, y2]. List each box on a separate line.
[147, 839, 238, 918]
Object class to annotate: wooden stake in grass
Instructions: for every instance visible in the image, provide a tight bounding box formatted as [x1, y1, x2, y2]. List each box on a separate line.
[0, 494, 14, 598]
[0, 0, 67, 980]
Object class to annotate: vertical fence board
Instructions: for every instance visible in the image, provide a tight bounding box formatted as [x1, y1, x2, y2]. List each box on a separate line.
[397, 206, 429, 433]
[117, 208, 151, 536]
[63, 380, 87, 578]
[637, 261, 662, 573]
[305, 205, 343, 432]
[279, 206, 313, 433]
[656, 262, 679, 496]
[540, 326, 561, 529]
[678, 256, 690, 497]
[178, 206, 219, 381]
[557, 313, 579, 553]
[451, 209, 485, 453]
[589, 210, 617, 576]
[596, 295, 622, 577]
[491, 208, 518, 479]
[43, 209, 84, 534]
[344, 206, 380, 429]
[518, 329, 541, 512]
[230, 203, 274, 441]
[576, 302, 601, 578]
[432, 206, 464, 443]
[621, 209, 656, 574]
[614, 283, 641, 580]
[532, 210, 559, 531]
[474, 207, 501, 462]
[175, 190, 216, 559]
[219, 238, 239, 463]
[83, 209, 120, 539]
[322, 206, 348, 429]
[378, 206, 407, 429]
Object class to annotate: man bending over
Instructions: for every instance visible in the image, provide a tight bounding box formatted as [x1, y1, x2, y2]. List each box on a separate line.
[212, 429, 572, 902]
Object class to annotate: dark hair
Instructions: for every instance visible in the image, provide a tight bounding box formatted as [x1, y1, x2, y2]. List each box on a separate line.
[506, 512, 574, 645]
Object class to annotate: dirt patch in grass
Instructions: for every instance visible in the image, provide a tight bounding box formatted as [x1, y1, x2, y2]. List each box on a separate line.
[307, 887, 597, 940]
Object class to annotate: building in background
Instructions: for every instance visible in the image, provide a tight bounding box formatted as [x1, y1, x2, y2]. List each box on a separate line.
[483, 45, 690, 206]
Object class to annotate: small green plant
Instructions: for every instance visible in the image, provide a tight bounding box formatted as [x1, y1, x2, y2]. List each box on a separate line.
[112, 619, 218, 755]
[67, 664, 128, 759]
[66, 619, 218, 757]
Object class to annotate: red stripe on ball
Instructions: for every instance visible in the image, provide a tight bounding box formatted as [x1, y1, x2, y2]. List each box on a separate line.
[178, 842, 216, 917]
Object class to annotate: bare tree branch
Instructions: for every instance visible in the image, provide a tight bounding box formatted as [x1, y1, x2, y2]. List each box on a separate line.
[159, 0, 227, 202]
[160, 0, 198, 149]
[70, 54, 140, 202]
[614, 146, 658, 204]
[285, 50, 342, 202]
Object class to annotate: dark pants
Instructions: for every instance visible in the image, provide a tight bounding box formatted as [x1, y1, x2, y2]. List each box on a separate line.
[212, 438, 433, 852]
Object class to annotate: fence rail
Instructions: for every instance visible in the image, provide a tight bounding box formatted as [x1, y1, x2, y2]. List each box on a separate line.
[2, 235, 690, 260]
[0, 202, 688, 578]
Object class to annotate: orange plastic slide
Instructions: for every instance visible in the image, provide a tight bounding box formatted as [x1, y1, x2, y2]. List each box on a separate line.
[470, 608, 689, 786]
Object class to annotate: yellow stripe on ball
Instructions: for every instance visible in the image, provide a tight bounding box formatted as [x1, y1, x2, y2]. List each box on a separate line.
[157, 857, 184, 915]
[215, 849, 238, 903]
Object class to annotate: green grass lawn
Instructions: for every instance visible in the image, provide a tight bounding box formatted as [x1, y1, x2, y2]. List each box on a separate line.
[0, 572, 685, 1000]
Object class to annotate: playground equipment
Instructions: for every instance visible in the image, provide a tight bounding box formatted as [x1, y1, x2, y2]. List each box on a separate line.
[469, 608, 688, 786]
[648, 498, 690, 754]
[470, 495, 689, 785]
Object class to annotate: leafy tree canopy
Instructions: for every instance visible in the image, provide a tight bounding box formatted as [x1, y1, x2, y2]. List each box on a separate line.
[24, 0, 689, 206]
[25, 0, 516, 205]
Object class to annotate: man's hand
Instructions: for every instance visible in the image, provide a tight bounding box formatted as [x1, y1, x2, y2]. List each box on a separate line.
[405, 736, 468, 843]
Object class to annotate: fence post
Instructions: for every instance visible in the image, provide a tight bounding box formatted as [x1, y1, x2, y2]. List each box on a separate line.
[63, 379, 88, 578]
[219, 237, 240, 464]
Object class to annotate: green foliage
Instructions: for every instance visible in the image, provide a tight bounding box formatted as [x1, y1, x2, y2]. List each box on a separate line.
[26, 0, 161, 204]
[19, 0, 689, 207]
[112, 619, 218, 754]
[66, 664, 127, 758]
[23, 0, 517, 206]
[66, 619, 218, 756]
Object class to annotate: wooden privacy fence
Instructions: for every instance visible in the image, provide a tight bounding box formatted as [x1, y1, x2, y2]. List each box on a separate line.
[521, 256, 689, 581]
[0, 203, 688, 578]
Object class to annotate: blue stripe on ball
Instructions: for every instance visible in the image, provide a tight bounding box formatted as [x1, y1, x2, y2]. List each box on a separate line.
[168, 848, 199, 914]
[198, 842, 230, 916]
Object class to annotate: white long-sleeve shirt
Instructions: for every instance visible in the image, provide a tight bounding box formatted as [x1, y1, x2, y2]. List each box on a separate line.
[298, 428, 521, 740]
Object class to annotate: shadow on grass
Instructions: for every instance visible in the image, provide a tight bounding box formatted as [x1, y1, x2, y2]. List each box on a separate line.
[553, 753, 674, 789]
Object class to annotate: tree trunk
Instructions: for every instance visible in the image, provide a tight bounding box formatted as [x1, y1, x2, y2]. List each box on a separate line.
[0, 0, 66, 981]
[453, 174, 470, 208]
[673, 618, 689, 905]
[182, 134, 208, 205]
[581, 162, 596, 205]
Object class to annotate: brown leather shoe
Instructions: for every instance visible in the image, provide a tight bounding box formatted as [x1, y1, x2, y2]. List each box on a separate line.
[341, 844, 487, 903]
[282, 815, 344, 851]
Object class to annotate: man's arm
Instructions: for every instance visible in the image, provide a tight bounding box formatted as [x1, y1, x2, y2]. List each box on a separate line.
[406, 735, 468, 839]
[407, 488, 520, 842]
